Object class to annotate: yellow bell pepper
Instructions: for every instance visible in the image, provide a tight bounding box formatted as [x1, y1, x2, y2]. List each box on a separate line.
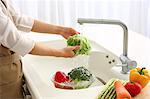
[130, 67, 150, 88]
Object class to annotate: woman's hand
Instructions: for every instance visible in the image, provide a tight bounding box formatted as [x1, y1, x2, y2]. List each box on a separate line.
[60, 27, 79, 39]
[55, 46, 80, 57]
[32, 20, 79, 39]
[30, 42, 80, 58]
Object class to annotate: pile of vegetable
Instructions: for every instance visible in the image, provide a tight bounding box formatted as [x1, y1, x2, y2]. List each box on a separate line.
[52, 66, 94, 89]
[130, 67, 150, 88]
[68, 66, 94, 89]
[98, 78, 128, 99]
[115, 81, 132, 99]
[98, 67, 150, 99]
[68, 66, 93, 82]
[67, 34, 91, 55]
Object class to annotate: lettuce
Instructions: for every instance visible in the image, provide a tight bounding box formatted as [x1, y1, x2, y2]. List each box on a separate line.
[67, 34, 91, 55]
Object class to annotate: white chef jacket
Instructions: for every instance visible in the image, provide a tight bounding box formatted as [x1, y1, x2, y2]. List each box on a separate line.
[0, 0, 35, 56]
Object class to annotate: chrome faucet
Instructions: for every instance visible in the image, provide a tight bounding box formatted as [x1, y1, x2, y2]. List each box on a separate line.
[78, 18, 137, 74]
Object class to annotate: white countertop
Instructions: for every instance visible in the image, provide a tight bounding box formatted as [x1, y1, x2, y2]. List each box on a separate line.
[23, 25, 150, 98]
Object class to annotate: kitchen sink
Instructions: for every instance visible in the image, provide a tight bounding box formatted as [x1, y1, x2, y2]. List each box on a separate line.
[22, 40, 129, 99]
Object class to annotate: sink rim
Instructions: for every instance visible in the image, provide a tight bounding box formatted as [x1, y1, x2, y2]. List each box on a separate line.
[22, 39, 125, 99]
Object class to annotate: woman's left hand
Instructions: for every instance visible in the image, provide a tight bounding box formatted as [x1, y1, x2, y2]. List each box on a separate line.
[60, 27, 79, 39]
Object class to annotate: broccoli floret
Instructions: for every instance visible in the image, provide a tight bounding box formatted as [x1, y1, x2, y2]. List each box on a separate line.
[68, 67, 93, 82]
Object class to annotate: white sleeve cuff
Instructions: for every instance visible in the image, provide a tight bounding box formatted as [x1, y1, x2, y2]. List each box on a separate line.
[10, 35, 35, 56]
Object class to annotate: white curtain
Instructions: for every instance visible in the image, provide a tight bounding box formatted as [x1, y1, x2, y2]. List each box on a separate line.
[12, 0, 150, 38]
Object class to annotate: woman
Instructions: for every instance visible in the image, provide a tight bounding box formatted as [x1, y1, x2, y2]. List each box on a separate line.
[0, 0, 79, 98]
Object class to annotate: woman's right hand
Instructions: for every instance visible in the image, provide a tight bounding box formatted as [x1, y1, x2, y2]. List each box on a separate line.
[55, 46, 80, 58]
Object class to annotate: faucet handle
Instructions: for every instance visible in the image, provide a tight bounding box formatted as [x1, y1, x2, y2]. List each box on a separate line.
[127, 60, 137, 70]
[119, 55, 137, 73]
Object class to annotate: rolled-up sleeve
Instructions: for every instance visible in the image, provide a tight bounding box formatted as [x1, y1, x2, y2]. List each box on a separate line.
[7, 0, 34, 32]
[11, 14, 34, 32]
[0, 11, 35, 56]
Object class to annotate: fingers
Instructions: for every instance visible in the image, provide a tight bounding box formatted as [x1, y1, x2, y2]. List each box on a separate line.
[74, 31, 80, 35]
[59, 46, 80, 58]
[77, 32, 80, 34]
[73, 46, 80, 50]
[68, 27, 80, 35]
[68, 46, 80, 51]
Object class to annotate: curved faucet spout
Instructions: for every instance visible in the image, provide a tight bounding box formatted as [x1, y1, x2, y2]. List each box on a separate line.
[78, 18, 128, 56]
[78, 18, 137, 74]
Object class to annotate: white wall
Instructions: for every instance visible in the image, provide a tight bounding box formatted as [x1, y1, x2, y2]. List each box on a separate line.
[12, 0, 150, 38]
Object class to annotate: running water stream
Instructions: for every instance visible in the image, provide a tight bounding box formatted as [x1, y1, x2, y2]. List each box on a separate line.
[71, 55, 90, 68]
[71, 55, 105, 86]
